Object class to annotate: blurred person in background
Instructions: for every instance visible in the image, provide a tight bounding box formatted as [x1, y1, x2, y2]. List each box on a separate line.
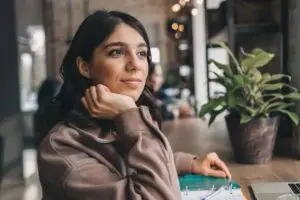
[147, 64, 194, 119]
[146, 63, 174, 119]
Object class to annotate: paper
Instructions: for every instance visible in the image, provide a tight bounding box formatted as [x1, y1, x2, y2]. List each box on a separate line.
[181, 189, 244, 200]
[181, 190, 212, 200]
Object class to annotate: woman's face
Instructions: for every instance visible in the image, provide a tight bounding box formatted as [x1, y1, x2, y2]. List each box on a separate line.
[84, 23, 149, 101]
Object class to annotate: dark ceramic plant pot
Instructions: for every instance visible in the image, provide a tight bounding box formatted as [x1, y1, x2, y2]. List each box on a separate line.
[226, 115, 279, 164]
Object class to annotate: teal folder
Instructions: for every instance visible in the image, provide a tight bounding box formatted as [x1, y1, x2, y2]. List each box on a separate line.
[179, 174, 241, 191]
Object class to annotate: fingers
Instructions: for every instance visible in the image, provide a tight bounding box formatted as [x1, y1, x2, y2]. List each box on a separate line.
[81, 95, 96, 117]
[82, 86, 102, 117]
[208, 152, 232, 179]
[204, 168, 227, 178]
[97, 84, 111, 100]
[96, 84, 110, 95]
[81, 84, 112, 117]
[213, 158, 232, 179]
[84, 86, 97, 109]
[89, 86, 98, 105]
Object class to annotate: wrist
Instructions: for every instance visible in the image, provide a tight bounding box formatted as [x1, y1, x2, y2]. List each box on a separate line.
[190, 156, 198, 174]
[121, 102, 137, 113]
[114, 107, 149, 136]
[116, 103, 137, 119]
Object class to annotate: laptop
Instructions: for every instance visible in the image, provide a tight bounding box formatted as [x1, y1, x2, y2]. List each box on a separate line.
[251, 182, 300, 200]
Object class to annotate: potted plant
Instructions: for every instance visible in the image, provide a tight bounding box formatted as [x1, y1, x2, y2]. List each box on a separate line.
[199, 42, 300, 164]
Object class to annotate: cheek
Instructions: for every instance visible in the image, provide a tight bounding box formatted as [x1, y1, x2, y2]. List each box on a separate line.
[142, 62, 149, 79]
[89, 60, 120, 86]
[90, 66, 107, 84]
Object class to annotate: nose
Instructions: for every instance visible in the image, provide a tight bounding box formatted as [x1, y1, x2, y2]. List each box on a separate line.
[125, 52, 141, 71]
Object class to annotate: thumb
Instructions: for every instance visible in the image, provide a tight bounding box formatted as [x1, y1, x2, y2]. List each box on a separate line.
[96, 84, 111, 94]
[205, 169, 227, 178]
[95, 85, 112, 102]
[99, 84, 110, 92]
[102, 85, 111, 92]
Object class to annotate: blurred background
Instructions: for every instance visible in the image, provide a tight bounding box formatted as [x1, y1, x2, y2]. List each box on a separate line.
[0, 0, 298, 199]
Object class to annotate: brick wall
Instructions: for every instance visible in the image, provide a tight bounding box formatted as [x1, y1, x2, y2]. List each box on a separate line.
[45, 0, 174, 76]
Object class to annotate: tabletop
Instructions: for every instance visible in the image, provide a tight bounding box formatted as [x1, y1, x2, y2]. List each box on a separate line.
[162, 118, 300, 199]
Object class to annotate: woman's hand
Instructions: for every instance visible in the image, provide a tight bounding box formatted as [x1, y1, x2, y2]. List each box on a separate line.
[81, 84, 137, 119]
[191, 152, 232, 179]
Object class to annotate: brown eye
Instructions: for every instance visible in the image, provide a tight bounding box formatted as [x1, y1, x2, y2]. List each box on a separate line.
[108, 49, 125, 57]
[138, 50, 147, 58]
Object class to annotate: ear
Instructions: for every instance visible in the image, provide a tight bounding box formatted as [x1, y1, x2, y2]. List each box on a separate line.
[76, 56, 91, 79]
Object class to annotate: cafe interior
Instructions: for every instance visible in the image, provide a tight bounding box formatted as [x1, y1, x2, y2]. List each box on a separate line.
[1, 0, 300, 199]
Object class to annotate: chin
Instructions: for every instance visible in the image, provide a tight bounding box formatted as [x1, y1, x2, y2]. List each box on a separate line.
[132, 93, 142, 102]
[122, 91, 142, 102]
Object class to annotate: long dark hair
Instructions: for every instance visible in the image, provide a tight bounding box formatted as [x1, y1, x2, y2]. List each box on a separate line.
[41, 10, 161, 135]
[37, 78, 61, 107]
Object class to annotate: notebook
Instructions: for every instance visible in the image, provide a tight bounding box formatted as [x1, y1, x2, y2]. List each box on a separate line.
[179, 174, 244, 200]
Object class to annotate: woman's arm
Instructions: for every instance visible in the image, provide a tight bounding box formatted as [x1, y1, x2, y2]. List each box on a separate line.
[38, 107, 180, 200]
[174, 152, 232, 178]
[173, 152, 196, 175]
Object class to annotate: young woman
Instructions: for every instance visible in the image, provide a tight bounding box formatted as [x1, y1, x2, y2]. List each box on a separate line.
[38, 10, 231, 200]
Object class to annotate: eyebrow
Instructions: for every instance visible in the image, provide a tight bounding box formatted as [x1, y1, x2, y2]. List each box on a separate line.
[103, 42, 148, 49]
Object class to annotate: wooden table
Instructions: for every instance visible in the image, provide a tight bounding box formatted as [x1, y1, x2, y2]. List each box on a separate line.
[162, 118, 300, 200]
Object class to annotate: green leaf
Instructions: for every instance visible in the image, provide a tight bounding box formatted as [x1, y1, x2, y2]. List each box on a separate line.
[240, 47, 255, 58]
[283, 84, 298, 92]
[208, 107, 227, 125]
[252, 48, 265, 56]
[263, 93, 284, 99]
[241, 50, 274, 69]
[261, 83, 296, 92]
[266, 96, 283, 103]
[240, 114, 252, 124]
[208, 59, 232, 75]
[284, 92, 300, 100]
[227, 92, 236, 107]
[210, 71, 234, 89]
[272, 109, 299, 125]
[261, 73, 271, 80]
[258, 97, 283, 113]
[251, 69, 262, 82]
[276, 102, 295, 110]
[262, 74, 291, 83]
[260, 83, 283, 91]
[237, 103, 257, 116]
[212, 42, 242, 74]
[210, 71, 224, 79]
[199, 97, 225, 117]
[233, 75, 245, 87]
[264, 101, 286, 111]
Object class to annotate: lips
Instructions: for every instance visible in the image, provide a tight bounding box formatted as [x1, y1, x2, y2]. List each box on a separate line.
[121, 78, 143, 88]
[121, 78, 142, 82]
